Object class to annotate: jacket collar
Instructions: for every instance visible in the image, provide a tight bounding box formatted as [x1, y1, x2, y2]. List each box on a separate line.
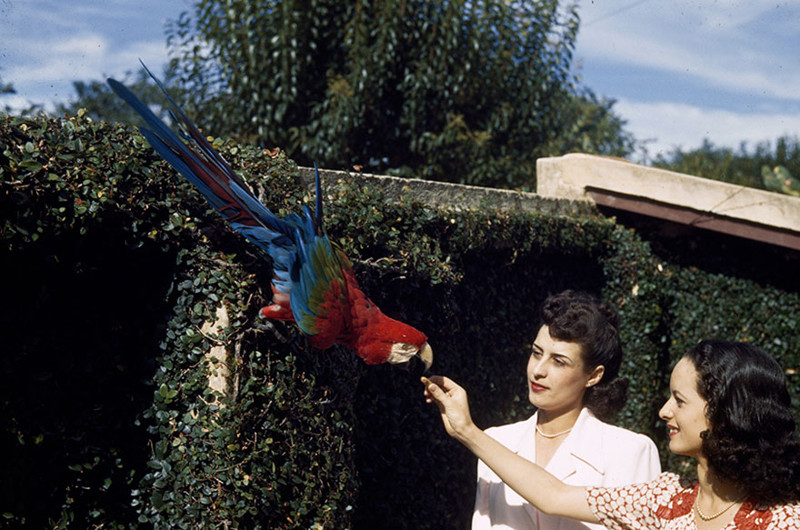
[527, 408, 607, 480]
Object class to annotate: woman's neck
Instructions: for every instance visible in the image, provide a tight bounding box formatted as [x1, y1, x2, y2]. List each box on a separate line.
[535, 408, 582, 468]
[536, 407, 582, 435]
[695, 461, 744, 518]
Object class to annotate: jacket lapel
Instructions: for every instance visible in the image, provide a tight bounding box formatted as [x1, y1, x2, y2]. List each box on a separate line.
[543, 408, 607, 482]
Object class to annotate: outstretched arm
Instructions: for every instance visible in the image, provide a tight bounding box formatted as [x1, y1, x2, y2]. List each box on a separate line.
[422, 376, 598, 523]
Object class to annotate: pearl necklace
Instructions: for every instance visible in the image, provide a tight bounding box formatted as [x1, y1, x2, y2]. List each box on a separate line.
[535, 424, 572, 438]
[694, 493, 740, 521]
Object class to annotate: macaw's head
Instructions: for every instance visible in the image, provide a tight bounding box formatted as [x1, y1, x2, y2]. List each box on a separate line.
[354, 316, 433, 371]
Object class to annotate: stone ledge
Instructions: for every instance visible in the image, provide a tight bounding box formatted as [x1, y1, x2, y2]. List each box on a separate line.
[536, 153, 800, 250]
[296, 166, 596, 218]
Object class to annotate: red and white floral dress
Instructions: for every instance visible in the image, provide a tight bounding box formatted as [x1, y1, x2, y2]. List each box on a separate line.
[586, 472, 800, 529]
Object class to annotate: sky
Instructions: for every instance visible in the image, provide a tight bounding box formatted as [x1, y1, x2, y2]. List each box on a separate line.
[573, 0, 800, 160]
[1, 0, 798, 162]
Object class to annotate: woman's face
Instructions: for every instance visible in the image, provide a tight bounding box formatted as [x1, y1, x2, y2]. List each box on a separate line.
[658, 357, 710, 458]
[526, 325, 603, 415]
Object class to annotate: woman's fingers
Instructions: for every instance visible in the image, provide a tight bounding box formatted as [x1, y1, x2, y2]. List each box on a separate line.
[422, 375, 458, 395]
[421, 376, 443, 404]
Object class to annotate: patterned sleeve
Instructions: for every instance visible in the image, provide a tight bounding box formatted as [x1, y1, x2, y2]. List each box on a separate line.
[586, 473, 685, 530]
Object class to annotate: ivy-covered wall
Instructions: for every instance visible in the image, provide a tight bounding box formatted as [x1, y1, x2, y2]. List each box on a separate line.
[2, 113, 798, 529]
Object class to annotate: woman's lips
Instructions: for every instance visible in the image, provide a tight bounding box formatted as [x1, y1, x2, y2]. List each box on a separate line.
[667, 424, 679, 436]
[530, 382, 548, 392]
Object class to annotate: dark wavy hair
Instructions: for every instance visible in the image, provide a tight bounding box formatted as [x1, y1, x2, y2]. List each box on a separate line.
[684, 339, 800, 505]
[539, 290, 628, 421]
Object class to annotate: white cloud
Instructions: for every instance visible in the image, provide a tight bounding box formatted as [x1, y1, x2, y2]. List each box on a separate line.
[616, 99, 800, 160]
[0, 0, 183, 113]
[9, 35, 110, 83]
[576, 0, 800, 101]
[572, 0, 800, 159]
[2, 34, 170, 113]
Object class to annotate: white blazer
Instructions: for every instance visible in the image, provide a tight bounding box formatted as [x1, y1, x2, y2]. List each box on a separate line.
[472, 408, 661, 530]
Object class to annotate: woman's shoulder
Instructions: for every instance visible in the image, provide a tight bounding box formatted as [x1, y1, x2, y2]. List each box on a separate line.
[735, 500, 800, 528]
[484, 414, 536, 439]
[763, 500, 800, 517]
[581, 411, 657, 448]
[653, 472, 696, 490]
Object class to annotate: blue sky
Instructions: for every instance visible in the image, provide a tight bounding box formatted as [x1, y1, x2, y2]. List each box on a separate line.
[574, 0, 800, 160]
[2, 0, 798, 162]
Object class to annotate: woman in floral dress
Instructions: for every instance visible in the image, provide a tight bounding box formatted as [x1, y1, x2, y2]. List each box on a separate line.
[423, 340, 800, 529]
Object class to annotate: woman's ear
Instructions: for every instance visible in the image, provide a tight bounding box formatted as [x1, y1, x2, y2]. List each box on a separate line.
[586, 365, 605, 388]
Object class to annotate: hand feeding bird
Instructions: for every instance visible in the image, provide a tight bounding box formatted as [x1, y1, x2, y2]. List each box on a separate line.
[107, 64, 432, 370]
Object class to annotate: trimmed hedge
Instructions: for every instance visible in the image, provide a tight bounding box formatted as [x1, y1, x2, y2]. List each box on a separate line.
[2, 113, 798, 528]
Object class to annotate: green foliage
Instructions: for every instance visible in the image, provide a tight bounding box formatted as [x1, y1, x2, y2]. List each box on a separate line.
[1, 112, 185, 528]
[3, 114, 798, 528]
[0, 77, 13, 96]
[166, 0, 635, 189]
[0, 73, 16, 114]
[653, 135, 800, 191]
[1, 112, 361, 528]
[552, 88, 637, 159]
[762, 164, 800, 197]
[54, 66, 183, 126]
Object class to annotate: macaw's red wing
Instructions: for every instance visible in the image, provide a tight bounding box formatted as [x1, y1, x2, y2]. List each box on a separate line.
[109, 64, 432, 370]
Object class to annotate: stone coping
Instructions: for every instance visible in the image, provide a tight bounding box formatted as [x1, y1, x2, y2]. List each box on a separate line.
[295, 155, 800, 250]
[537, 153, 800, 250]
[537, 153, 800, 231]
[296, 166, 596, 218]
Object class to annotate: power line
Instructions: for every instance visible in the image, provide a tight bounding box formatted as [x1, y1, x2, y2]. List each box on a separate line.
[582, 0, 654, 27]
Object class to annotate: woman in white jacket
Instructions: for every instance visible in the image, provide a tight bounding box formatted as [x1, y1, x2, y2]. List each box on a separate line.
[472, 291, 661, 530]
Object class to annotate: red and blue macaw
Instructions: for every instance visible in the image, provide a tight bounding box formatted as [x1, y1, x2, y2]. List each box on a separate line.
[108, 66, 432, 369]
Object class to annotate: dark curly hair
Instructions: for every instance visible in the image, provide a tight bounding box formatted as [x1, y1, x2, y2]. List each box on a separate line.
[539, 290, 628, 421]
[684, 339, 800, 505]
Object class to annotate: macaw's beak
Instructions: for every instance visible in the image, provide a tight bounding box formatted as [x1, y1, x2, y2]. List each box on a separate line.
[417, 342, 433, 372]
[388, 341, 432, 379]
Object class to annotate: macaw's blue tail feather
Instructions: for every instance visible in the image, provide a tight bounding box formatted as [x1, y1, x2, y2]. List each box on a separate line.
[107, 66, 324, 298]
[107, 76, 281, 230]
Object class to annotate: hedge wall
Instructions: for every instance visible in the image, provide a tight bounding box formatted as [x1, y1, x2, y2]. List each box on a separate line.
[2, 113, 798, 529]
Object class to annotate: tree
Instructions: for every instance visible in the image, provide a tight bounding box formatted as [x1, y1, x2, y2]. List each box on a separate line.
[548, 88, 636, 160]
[1, 77, 14, 96]
[55, 66, 180, 125]
[166, 0, 635, 189]
[652, 135, 800, 192]
[1, 73, 17, 114]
